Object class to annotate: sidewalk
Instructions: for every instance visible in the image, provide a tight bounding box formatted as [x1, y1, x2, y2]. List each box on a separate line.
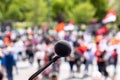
[5, 60, 120, 80]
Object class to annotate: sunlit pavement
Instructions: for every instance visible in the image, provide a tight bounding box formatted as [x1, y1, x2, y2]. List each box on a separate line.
[11, 59, 120, 80]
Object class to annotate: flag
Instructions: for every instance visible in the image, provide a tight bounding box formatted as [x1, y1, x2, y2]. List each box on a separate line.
[56, 22, 64, 32]
[102, 9, 116, 24]
[96, 26, 108, 35]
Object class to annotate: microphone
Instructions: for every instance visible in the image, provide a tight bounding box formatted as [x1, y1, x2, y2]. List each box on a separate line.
[54, 40, 72, 57]
[28, 40, 72, 80]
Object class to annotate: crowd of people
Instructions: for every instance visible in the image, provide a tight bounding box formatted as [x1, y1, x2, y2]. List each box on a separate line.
[0, 22, 120, 80]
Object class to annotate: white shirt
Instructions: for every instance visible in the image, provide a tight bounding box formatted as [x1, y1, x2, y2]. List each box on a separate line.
[35, 51, 45, 60]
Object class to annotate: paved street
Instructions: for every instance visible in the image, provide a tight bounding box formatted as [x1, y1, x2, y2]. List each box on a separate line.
[7, 59, 120, 80]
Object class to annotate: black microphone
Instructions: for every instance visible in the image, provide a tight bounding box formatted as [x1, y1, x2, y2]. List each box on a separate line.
[28, 40, 72, 80]
[54, 40, 72, 57]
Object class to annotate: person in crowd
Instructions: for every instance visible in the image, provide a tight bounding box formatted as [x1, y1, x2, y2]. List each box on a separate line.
[66, 46, 81, 73]
[25, 39, 34, 65]
[49, 51, 60, 80]
[9, 41, 19, 74]
[66, 52, 76, 72]
[0, 22, 120, 80]
[4, 47, 15, 80]
[35, 47, 45, 69]
[109, 49, 118, 75]
[13, 38, 24, 60]
[42, 51, 52, 80]
[95, 50, 108, 78]
[73, 46, 81, 73]
[84, 48, 94, 75]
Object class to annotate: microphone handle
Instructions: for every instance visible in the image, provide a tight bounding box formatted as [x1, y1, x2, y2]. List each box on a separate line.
[28, 56, 60, 80]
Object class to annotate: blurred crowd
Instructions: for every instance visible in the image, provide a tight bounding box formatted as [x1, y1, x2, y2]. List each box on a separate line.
[0, 22, 120, 80]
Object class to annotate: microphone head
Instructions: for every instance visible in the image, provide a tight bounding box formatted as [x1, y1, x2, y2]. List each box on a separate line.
[54, 40, 72, 57]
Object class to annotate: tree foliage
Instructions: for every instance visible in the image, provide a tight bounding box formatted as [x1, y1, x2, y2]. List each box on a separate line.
[0, 0, 110, 25]
[115, 0, 120, 27]
[69, 2, 96, 23]
[90, 0, 109, 20]
[25, 0, 48, 25]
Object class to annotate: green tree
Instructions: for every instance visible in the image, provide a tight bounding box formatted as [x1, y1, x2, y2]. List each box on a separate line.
[0, 0, 48, 25]
[25, 0, 48, 25]
[115, 0, 120, 28]
[69, 2, 96, 23]
[90, 0, 109, 20]
[51, 0, 96, 23]
[51, 0, 66, 22]
[0, 0, 31, 21]
[0, 0, 109, 25]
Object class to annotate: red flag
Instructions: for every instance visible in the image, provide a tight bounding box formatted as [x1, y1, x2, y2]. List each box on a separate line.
[56, 22, 64, 32]
[96, 26, 108, 35]
[102, 9, 116, 24]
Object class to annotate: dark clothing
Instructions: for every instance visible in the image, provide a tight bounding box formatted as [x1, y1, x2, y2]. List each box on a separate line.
[25, 42, 34, 64]
[109, 51, 118, 68]
[37, 59, 41, 69]
[6, 67, 13, 80]
[96, 51, 108, 77]
[68, 51, 81, 72]
[69, 61, 74, 72]
[0, 71, 3, 80]
[26, 50, 34, 64]
[4, 53, 15, 80]
[5, 54, 15, 68]
[97, 62, 108, 77]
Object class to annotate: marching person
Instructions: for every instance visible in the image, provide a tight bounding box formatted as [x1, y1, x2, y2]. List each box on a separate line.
[95, 50, 108, 78]
[4, 47, 15, 80]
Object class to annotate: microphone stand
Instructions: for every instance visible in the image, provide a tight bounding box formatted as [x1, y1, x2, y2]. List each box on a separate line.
[28, 56, 60, 80]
